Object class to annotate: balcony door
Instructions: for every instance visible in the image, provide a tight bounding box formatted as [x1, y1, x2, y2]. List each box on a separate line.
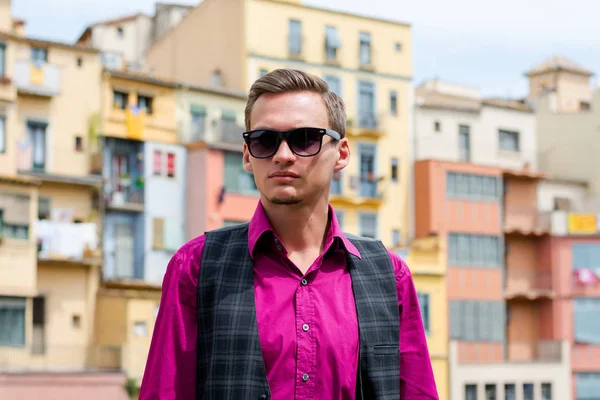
[27, 121, 47, 171]
[114, 223, 134, 279]
[359, 143, 377, 197]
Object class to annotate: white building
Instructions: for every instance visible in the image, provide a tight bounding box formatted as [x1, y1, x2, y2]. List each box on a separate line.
[413, 80, 537, 172]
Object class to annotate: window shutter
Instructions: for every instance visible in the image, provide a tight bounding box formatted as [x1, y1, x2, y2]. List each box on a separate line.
[153, 150, 162, 176]
[153, 217, 165, 249]
[450, 300, 462, 339]
[167, 153, 175, 178]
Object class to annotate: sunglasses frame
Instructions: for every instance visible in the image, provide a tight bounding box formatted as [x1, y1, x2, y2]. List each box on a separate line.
[242, 127, 341, 159]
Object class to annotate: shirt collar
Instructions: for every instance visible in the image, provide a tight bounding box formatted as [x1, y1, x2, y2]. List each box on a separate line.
[247, 200, 361, 260]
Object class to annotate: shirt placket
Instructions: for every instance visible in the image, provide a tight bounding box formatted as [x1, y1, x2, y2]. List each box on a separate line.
[295, 273, 317, 399]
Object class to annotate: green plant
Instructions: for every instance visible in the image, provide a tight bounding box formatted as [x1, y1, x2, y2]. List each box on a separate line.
[125, 377, 139, 399]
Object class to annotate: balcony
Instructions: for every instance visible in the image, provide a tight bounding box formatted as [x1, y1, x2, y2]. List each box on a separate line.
[107, 187, 144, 212]
[503, 206, 551, 236]
[346, 112, 385, 139]
[0, 344, 122, 373]
[507, 340, 563, 363]
[215, 118, 244, 146]
[37, 220, 100, 266]
[13, 60, 61, 97]
[504, 268, 553, 300]
[329, 174, 384, 207]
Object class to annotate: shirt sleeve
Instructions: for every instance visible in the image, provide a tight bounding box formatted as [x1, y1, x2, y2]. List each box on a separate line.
[138, 235, 205, 400]
[388, 250, 439, 399]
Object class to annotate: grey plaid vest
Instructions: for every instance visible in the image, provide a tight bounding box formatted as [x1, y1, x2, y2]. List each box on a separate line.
[197, 223, 400, 400]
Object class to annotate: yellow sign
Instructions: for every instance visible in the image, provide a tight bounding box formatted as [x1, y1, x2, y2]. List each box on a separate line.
[30, 64, 44, 85]
[568, 213, 597, 235]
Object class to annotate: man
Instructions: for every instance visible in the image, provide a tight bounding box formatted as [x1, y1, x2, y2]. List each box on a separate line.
[139, 69, 438, 399]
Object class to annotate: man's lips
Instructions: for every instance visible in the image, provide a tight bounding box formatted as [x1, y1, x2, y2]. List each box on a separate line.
[269, 171, 300, 178]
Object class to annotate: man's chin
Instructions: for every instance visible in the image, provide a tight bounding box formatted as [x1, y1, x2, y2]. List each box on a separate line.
[269, 196, 302, 205]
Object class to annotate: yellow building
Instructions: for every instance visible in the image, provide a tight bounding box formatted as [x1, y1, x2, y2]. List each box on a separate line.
[94, 69, 180, 385]
[145, 0, 413, 246]
[0, 3, 128, 398]
[406, 235, 449, 399]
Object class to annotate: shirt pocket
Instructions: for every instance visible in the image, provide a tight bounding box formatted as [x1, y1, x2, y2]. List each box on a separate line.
[372, 344, 400, 356]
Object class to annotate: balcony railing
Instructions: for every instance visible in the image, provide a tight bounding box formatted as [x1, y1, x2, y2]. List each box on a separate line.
[107, 186, 144, 212]
[503, 206, 551, 234]
[37, 220, 100, 263]
[13, 60, 61, 97]
[216, 119, 244, 145]
[507, 340, 563, 363]
[0, 344, 122, 372]
[357, 112, 378, 130]
[504, 268, 553, 299]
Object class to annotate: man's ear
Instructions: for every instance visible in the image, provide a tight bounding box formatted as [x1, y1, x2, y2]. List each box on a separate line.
[243, 143, 254, 172]
[334, 138, 350, 171]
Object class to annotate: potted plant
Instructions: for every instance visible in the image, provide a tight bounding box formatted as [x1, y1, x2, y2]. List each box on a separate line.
[120, 173, 132, 187]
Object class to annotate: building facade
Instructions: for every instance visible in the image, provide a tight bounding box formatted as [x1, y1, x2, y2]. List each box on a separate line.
[146, 0, 413, 246]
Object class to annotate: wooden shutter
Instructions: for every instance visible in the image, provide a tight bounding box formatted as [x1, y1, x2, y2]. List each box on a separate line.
[153, 217, 165, 249]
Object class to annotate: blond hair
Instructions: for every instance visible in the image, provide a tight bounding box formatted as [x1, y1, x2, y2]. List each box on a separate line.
[244, 69, 346, 138]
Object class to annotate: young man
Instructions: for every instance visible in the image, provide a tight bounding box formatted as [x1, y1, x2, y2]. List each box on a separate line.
[139, 69, 438, 399]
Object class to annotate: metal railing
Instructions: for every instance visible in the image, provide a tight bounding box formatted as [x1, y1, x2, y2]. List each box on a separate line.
[504, 268, 553, 294]
[503, 206, 551, 233]
[507, 340, 563, 363]
[13, 60, 61, 97]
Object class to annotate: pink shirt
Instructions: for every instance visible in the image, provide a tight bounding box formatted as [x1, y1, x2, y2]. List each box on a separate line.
[139, 202, 438, 399]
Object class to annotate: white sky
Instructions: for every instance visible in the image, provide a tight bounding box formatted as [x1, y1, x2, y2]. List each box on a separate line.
[12, 0, 599, 97]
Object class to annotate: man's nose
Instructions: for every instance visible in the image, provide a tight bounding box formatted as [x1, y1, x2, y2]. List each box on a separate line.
[272, 139, 296, 163]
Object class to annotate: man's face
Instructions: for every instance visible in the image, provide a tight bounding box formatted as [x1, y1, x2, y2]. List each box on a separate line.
[243, 91, 350, 206]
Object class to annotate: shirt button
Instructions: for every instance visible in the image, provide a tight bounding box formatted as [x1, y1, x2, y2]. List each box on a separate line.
[277, 245, 283, 251]
[302, 324, 309, 332]
[301, 278, 308, 286]
[302, 373, 310, 382]
[259, 395, 268, 400]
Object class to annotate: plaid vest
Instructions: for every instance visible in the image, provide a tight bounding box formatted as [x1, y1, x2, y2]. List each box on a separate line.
[197, 223, 400, 400]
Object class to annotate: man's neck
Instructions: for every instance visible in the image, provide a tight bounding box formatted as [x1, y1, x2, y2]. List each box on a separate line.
[261, 197, 330, 255]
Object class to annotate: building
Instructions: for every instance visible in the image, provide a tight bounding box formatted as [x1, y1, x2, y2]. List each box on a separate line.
[146, 0, 413, 246]
[178, 83, 250, 238]
[94, 69, 186, 384]
[404, 235, 449, 399]
[413, 80, 574, 399]
[75, 3, 194, 72]
[0, 2, 128, 398]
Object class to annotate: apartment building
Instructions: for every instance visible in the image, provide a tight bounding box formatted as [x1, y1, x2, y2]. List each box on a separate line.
[145, 0, 413, 246]
[178, 83, 250, 238]
[0, 2, 128, 398]
[414, 81, 572, 399]
[76, 3, 194, 71]
[94, 69, 186, 383]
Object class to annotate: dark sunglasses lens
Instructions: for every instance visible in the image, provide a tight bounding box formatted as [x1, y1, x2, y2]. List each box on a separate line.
[288, 128, 323, 156]
[248, 130, 279, 158]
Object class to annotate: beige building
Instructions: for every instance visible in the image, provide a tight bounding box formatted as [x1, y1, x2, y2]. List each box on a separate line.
[0, 2, 127, 398]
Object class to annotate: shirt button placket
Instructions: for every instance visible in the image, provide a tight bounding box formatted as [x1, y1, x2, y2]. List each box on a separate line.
[302, 373, 310, 382]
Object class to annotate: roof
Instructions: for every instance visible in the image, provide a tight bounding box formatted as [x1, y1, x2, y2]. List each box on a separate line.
[0, 174, 41, 186]
[0, 31, 99, 53]
[75, 13, 151, 44]
[483, 98, 533, 113]
[156, 2, 196, 9]
[525, 56, 594, 77]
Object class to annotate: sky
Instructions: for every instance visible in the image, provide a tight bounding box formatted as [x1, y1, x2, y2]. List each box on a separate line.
[12, 0, 600, 98]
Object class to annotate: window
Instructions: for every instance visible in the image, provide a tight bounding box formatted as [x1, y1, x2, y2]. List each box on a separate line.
[259, 68, 268, 77]
[417, 292, 430, 334]
[153, 150, 162, 176]
[31, 47, 47, 67]
[153, 217, 165, 249]
[331, 170, 342, 195]
[224, 152, 257, 194]
[395, 42, 402, 52]
[448, 233, 502, 267]
[358, 81, 376, 129]
[392, 229, 401, 247]
[446, 172, 500, 202]
[288, 19, 302, 55]
[32, 296, 45, 354]
[0, 115, 5, 154]
[572, 243, 600, 270]
[0, 297, 26, 347]
[190, 104, 206, 141]
[359, 212, 377, 239]
[324, 75, 342, 97]
[325, 26, 341, 61]
[38, 197, 51, 220]
[576, 373, 600, 400]
[434, 121, 441, 132]
[76, 57, 83, 67]
[0, 42, 6, 77]
[359, 143, 377, 197]
[485, 384, 496, 400]
[335, 209, 344, 229]
[541, 383, 552, 400]
[117, 27, 124, 37]
[459, 125, 471, 162]
[390, 91, 398, 115]
[391, 158, 399, 182]
[2, 224, 29, 239]
[504, 384, 516, 400]
[580, 101, 591, 111]
[133, 321, 148, 337]
[138, 95, 153, 114]
[0, 210, 3, 236]
[75, 136, 83, 152]
[499, 129, 520, 152]
[522, 383, 533, 400]
[27, 121, 47, 171]
[113, 90, 128, 110]
[72, 314, 81, 329]
[167, 153, 175, 178]
[465, 384, 477, 400]
[450, 300, 505, 342]
[359, 32, 371, 66]
[573, 298, 600, 344]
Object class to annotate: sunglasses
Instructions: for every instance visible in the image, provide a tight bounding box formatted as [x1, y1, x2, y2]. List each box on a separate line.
[243, 127, 341, 159]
